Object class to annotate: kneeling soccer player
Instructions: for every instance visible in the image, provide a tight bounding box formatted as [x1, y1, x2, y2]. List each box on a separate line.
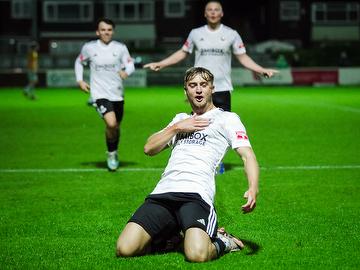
[116, 67, 259, 262]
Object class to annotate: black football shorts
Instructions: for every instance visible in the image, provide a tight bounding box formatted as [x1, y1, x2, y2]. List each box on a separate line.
[95, 99, 124, 123]
[128, 192, 218, 242]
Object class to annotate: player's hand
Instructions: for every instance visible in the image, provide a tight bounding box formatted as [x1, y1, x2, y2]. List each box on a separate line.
[241, 190, 257, 213]
[143, 62, 162, 71]
[262, 69, 279, 78]
[217, 227, 245, 249]
[174, 114, 210, 133]
[119, 70, 128, 80]
[78, 80, 90, 93]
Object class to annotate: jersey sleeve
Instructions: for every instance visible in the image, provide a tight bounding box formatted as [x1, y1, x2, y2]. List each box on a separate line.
[78, 44, 91, 65]
[74, 44, 90, 82]
[120, 45, 135, 76]
[182, 30, 195, 54]
[224, 113, 251, 149]
[232, 30, 246, 55]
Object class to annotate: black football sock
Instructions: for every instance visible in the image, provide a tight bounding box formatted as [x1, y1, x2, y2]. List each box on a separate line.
[213, 238, 226, 257]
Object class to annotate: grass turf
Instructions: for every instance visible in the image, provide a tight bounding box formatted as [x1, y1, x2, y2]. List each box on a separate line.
[0, 86, 359, 269]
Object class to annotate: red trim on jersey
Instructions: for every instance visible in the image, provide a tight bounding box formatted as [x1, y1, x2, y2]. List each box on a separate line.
[184, 40, 190, 48]
[236, 131, 248, 140]
[238, 43, 245, 49]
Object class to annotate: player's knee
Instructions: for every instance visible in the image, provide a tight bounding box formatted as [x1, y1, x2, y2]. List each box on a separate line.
[184, 246, 209, 262]
[116, 241, 134, 257]
[107, 121, 118, 130]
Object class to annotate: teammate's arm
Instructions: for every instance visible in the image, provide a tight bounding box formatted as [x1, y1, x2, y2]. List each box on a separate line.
[143, 49, 188, 71]
[119, 48, 135, 80]
[235, 53, 279, 78]
[144, 116, 210, 156]
[74, 56, 90, 93]
[75, 45, 91, 93]
[235, 146, 259, 213]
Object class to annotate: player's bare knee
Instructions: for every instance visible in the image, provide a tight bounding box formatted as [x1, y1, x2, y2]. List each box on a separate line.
[184, 246, 209, 262]
[107, 122, 118, 130]
[116, 241, 134, 257]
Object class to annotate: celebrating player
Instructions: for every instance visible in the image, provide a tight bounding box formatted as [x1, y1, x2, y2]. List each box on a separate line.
[144, 1, 276, 174]
[75, 18, 135, 171]
[144, 1, 278, 112]
[116, 67, 259, 262]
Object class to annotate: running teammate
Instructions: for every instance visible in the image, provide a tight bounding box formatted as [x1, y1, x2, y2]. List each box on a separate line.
[75, 18, 135, 171]
[116, 67, 259, 262]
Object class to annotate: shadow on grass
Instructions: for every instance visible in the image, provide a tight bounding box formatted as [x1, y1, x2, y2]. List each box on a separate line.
[81, 160, 138, 168]
[143, 237, 260, 257]
[223, 163, 244, 172]
[240, 239, 261, 255]
[117, 238, 260, 261]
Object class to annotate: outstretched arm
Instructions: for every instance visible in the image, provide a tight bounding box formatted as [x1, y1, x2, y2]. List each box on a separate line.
[144, 115, 210, 156]
[143, 49, 188, 71]
[236, 53, 279, 78]
[235, 146, 259, 213]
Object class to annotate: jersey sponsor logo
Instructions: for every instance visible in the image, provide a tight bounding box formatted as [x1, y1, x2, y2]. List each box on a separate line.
[200, 48, 225, 56]
[175, 131, 208, 146]
[236, 131, 248, 140]
[95, 64, 117, 72]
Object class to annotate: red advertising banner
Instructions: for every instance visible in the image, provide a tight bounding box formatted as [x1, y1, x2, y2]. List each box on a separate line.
[291, 69, 338, 85]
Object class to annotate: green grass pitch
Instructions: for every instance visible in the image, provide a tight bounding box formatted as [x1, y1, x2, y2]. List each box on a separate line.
[0, 86, 359, 269]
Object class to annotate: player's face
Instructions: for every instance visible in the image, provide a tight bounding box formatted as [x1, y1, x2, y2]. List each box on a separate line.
[96, 22, 114, 44]
[204, 2, 223, 25]
[185, 74, 214, 111]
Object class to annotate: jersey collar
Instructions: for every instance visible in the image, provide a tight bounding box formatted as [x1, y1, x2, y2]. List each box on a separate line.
[190, 107, 220, 117]
[205, 24, 223, 33]
[97, 39, 113, 48]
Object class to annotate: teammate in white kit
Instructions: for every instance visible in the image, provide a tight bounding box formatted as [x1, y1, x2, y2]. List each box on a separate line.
[144, 1, 278, 112]
[116, 67, 259, 262]
[75, 18, 135, 171]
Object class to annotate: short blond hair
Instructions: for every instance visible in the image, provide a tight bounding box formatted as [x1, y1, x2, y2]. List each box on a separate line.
[183, 67, 214, 90]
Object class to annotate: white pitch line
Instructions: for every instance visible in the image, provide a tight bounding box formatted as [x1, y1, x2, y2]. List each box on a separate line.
[259, 164, 360, 170]
[266, 97, 360, 114]
[314, 102, 360, 114]
[0, 167, 162, 173]
[0, 164, 359, 173]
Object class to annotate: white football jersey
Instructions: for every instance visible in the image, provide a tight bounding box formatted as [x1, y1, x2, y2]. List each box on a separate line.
[151, 108, 252, 207]
[182, 24, 246, 92]
[75, 39, 135, 101]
